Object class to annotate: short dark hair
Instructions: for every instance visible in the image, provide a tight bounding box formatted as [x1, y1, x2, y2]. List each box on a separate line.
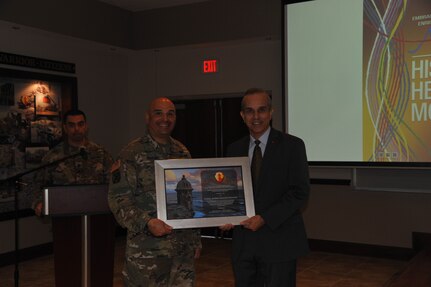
[241, 88, 272, 110]
[62, 109, 87, 123]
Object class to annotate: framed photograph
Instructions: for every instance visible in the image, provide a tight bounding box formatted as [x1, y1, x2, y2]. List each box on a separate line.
[0, 68, 77, 221]
[25, 146, 49, 169]
[30, 118, 62, 144]
[155, 157, 255, 229]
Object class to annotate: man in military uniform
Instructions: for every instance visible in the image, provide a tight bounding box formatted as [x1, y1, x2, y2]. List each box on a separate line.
[109, 97, 201, 287]
[33, 109, 114, 287]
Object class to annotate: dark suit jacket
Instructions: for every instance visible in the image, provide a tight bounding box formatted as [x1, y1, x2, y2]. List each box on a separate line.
[227, 128, 310, 262]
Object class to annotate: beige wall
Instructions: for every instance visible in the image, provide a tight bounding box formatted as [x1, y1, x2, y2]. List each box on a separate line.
[305, 185, 431, 248]
[0, 0, 281, 50]
[0, 0, 132, 48]
[127, 40, 283, 140]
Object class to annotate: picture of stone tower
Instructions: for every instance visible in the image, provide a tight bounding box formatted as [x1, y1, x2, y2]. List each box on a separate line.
[175, 174, 194, 216]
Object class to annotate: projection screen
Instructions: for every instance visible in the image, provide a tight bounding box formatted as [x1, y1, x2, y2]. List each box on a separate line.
[283, 0, 431, 166]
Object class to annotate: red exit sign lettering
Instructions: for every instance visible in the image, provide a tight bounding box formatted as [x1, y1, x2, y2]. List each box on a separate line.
[203, 60, 218, 73]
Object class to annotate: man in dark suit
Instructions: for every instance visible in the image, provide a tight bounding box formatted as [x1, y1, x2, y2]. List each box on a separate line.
[221, 88, 310, 287]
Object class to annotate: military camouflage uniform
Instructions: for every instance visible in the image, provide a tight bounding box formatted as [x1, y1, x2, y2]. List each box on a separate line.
[33, 141, 113, 206]
[108, 133, 201, 287]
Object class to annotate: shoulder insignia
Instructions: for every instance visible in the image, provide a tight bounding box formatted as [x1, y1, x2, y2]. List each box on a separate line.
[110, 159, 121, 173]
[111, 160, 121, 184]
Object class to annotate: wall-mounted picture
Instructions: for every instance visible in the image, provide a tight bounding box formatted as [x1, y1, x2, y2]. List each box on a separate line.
[0, 68, 76, 220]
[25, 146, 49, 169]
[155, 157, 255, 229]
[0, 144, 13, 168]
[30, 119, 62, 145]
[16, 81, 61, 116]
[0, 82, 14, 106]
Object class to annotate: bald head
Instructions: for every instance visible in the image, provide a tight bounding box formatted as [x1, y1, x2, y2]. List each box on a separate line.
[147, 97, 174, 113]
[145, 97, 176, 144]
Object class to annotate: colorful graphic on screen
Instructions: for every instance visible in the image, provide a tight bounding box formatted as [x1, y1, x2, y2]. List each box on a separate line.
[363, 0, 431, 162]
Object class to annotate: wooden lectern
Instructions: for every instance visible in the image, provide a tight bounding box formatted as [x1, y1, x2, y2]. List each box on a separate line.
[44, 184, 115, 287]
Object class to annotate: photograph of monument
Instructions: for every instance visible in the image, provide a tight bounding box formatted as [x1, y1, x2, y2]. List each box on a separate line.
[164, 166, 246, 220]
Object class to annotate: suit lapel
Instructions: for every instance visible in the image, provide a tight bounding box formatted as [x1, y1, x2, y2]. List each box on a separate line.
[238, 136, 250, 157]
[257, 129, 282, 190]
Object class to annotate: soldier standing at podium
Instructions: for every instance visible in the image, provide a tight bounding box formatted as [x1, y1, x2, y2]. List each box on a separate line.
[109, 97, 201, 287]
[33, 109, 114, 287]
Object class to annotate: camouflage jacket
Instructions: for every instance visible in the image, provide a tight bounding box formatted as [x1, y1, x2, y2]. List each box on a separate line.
[33, 141, 113, 206]
[108, 133, 201, 258]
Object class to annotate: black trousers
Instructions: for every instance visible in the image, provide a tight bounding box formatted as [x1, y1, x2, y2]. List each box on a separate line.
[232, 233, 297, 287]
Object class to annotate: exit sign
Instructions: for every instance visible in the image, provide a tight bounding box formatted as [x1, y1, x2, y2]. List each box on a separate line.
[202, 59, 218, 73]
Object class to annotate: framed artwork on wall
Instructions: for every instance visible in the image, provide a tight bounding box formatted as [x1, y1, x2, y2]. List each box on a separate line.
[0, 68, 77, 220]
